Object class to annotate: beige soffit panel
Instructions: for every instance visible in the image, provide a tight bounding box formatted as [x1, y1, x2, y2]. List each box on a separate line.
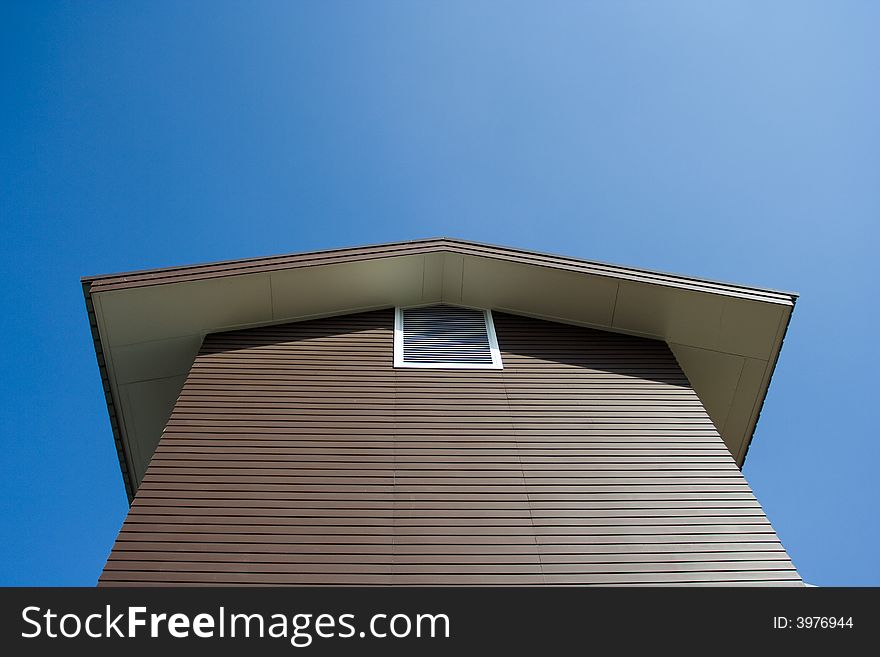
[422, 252, 445, 300]
[440, 252, 465, 303]
[718, 296, 786, 360]
[459, 255, 618, 326]
[82, 238, 796, 501]
[111, 335, 203, 385]
[613, 282, 726, 351]
[667, 344, 746, 455]
[723, 357, 772, 463]
[99, 273, 273, 347]
[121, 375, 188, 482]
[270, 255, 428, 321]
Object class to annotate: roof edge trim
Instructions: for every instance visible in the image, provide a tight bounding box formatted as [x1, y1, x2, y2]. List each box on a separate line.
[82, 237, 798, 304]
[82, 280, 136, 502]
[738, 297, 798, 465]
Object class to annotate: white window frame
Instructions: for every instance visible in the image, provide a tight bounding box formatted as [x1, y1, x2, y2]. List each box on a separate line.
[393, 305, 504, 370]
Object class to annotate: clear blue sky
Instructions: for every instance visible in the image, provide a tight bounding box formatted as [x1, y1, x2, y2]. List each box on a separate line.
[1, 2, 877, 586]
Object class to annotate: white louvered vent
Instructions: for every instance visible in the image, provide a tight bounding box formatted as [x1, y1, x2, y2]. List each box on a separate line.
[394, 305, 503, 369]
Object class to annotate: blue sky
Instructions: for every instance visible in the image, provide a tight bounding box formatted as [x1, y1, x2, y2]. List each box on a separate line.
[1, 2, 877, 586]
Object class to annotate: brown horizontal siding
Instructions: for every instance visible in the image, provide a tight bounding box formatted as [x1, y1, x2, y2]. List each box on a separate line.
[100, 309, 799, 586]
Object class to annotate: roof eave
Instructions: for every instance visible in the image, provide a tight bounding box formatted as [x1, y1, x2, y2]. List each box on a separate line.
[82, 280, 136, 502]
[82, 238, 797, 501]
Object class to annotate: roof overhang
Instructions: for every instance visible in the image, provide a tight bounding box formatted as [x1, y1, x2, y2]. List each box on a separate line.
[82, 238, 797, 501]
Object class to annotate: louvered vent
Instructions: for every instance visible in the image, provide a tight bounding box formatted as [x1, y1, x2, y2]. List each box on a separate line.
[394, 305, 503, 369]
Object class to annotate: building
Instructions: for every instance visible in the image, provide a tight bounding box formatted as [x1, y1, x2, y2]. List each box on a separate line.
[83, 238, 801, 585]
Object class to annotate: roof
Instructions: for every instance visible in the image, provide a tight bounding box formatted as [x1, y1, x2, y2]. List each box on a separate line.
[82, 237, 797, 502]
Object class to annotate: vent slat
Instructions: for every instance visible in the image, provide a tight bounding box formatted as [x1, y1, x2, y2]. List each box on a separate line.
[396, 305, 503, 369]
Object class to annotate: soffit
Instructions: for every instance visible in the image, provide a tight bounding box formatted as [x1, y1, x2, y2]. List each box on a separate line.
[83, 239, 795, 500]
